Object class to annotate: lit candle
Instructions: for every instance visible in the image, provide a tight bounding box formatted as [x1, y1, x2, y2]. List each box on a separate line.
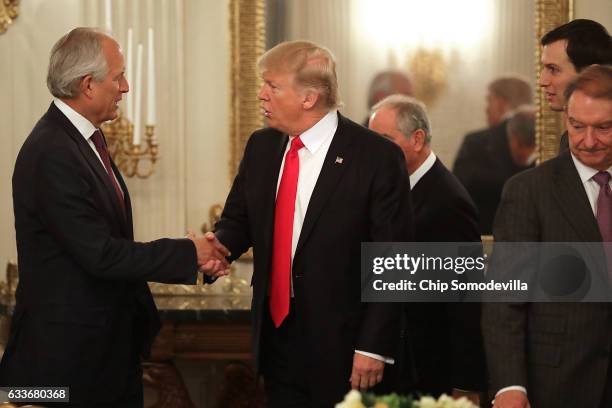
[133, 44, 143, 146]
[104, 0, 112, 33]
[146, 28, 156, 126]
[126, 28, 133, 122]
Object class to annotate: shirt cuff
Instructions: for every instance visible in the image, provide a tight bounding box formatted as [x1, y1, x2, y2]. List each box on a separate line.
[493, 386, 527, 404]
[354, 350, 394, 365]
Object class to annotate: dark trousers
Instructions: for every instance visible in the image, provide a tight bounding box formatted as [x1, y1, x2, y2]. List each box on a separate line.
[261, 299, 315, 408]
[41, 357, 143, 408]
[40, 379, 143, 408]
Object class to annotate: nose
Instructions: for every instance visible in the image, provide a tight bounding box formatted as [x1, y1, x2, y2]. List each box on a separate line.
[257, 84, 268, 101]
[120, 77, 129, 93]
[583, 127, 597, 148]
[539, 69, 550, 87]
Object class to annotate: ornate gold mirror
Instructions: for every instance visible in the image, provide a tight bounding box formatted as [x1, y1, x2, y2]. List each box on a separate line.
[228, 0, 574, 178]
[0, 0, 19, 35]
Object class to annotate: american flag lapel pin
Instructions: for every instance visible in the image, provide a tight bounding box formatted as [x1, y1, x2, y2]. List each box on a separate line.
[335, 156, 343, 164]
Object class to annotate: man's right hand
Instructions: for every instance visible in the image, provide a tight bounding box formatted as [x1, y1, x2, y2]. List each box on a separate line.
[188, 231, 231, 276]
[494, 390, 530, 408]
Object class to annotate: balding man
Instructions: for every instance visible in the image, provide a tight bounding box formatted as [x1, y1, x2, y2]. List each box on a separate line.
[363, 70, 413, 126]
[483, 64, 612, 408]
[369, 95, 486, 404]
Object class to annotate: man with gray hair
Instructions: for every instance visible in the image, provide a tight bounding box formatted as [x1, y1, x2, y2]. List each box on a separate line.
[0, 27, 230, 407]
[453, 76, 534, 234]
[369, 95, 486, 403]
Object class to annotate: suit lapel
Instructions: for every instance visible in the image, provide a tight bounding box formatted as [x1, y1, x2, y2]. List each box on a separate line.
[411, 158, 440, 213]
[552, 153, 601, 242]
[262, 133, 290, 258]
[294, 113, 353, 257]
[48, 104, 130, 235]
[111, 160, 133, 238]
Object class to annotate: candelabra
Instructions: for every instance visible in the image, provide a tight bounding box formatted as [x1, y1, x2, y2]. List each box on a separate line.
[101, 110, 159, 179]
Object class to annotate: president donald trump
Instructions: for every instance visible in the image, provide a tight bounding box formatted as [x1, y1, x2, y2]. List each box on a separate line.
[214, 40, 413, 407]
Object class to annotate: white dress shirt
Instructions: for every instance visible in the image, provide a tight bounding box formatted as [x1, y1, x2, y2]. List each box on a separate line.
[496, 153, 612, 401]
[409, 151, 436, 190]
[275, 110, 393, 364]
[53, 99, 123, 192]
[571, 153, 612, 216]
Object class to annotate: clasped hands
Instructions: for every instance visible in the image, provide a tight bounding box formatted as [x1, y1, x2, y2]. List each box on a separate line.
[187, 231, 231, 277]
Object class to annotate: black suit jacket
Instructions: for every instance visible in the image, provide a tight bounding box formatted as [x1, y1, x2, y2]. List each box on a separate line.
[482, 151, 612, 407]
[0, 103, 198, 404]
[215, 113, 413, 405]
[453, 121, 531, 234]
[397, 158, 486, 396]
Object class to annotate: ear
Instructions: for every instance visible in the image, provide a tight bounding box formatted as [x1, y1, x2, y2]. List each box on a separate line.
[80, 74, 95, 99]
[302, 90, 320, 110]
[411, 129, 426, 152]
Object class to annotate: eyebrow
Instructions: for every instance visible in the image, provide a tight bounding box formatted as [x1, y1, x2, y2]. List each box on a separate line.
[569, 117, 612, 127]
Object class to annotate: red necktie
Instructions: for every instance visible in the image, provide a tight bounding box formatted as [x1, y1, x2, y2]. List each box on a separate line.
[269, 136, 304, 327]
[91, 130, 126, 217]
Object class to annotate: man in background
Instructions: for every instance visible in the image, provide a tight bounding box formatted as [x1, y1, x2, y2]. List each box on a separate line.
[0, 27, 230, 407]
[506, 106, 537, 169]
[539, 18, 612, 152]
[214, 41, 413, 407]
[483, 64, 612, 408]
[453, 76, 533, 234]
[369, 95, 486, 404]
[363, 70, 413, 126]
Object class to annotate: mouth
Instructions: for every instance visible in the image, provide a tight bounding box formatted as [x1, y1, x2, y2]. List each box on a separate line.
[261, 107, 271, 118]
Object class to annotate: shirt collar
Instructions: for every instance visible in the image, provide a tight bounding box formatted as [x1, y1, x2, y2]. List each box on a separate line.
[410, 151, 436, 190]
[294, 110, 338, 154]
[571, 152, 612, 184]
[54, 98, 97, 141]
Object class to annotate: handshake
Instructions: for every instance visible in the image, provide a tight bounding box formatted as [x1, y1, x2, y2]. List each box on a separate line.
[187, 231, 232, 278]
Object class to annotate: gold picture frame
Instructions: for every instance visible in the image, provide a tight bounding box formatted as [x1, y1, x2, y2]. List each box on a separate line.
[228, 0, 266, 181]
[535, 0, 574, 163]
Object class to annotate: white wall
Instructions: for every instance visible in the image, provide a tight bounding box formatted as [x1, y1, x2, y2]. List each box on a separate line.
[575, 0, 612, 31]
[0, 0, 86, 271]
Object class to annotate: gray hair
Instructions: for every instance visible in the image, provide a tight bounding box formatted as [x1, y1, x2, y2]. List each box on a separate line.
[372, 94, 432, 144]
[488, 76, 533, 109]
[47, 27, 109, 98]
[507, 105, 536, 146]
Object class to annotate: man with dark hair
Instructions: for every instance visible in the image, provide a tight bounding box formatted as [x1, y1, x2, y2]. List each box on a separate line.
[483, 64, 612, 408]
[539, 19, 612, 150]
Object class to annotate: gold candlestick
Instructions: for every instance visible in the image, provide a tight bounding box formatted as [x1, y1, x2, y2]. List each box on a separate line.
[101, 109, 159, 178]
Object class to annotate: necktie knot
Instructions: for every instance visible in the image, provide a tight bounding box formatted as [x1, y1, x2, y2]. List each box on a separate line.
[91, 130, 106, 150]
[593, 171, 611, 188]
[290, 136, 304, 153]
